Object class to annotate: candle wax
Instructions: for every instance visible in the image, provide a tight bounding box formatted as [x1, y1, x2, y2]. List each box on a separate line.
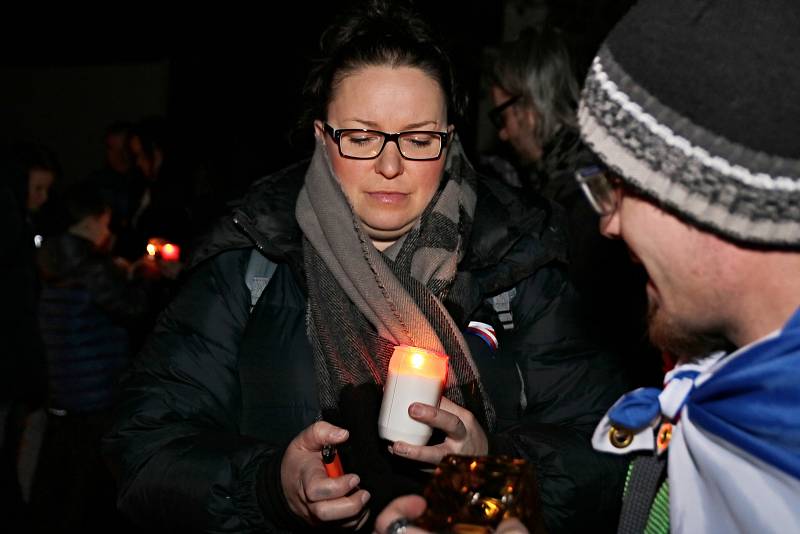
[379, 369, 443, 445]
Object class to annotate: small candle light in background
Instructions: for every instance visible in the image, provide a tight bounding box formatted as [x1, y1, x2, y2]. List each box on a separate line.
[147, 237, 164, 259]
[146, 238, 181, 262]
[160, 242, 180, 262]
[378, 345, 448, 446]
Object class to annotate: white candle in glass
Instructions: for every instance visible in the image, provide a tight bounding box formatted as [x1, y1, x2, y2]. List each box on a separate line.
[378, 345, 449, 446]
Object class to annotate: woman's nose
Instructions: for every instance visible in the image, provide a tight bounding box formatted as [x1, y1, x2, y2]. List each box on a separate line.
[497, 125, 509, 142]
[375, 141, 404, 179]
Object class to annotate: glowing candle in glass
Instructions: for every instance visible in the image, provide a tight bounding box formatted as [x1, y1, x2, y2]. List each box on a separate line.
[378, 345, 448, 446]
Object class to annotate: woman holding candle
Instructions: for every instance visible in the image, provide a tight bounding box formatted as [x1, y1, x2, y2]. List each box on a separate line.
[103, 2, 630, 532]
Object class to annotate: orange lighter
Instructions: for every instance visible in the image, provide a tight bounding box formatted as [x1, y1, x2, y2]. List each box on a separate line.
[321, 445, 344, 478]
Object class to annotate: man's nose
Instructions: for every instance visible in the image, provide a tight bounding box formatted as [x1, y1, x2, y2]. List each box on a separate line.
[599, 209, 621, 238]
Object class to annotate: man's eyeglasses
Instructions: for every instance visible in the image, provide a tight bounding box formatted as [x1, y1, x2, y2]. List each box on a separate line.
[575, 165, 624, 216]
[323, 123, 449, 161]
[488, 95, 521, 129]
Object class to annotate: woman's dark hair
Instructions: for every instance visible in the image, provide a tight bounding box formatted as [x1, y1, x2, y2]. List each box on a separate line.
[298, 0, 465, 134]
[488, 26, 580, 147]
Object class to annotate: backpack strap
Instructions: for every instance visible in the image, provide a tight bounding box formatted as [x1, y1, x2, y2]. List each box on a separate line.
[617, 454, 668, 534]
[244, 249, 277, 311]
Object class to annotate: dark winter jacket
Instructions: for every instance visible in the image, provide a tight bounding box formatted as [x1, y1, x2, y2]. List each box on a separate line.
[486, 126, 660, 386]
[37, 233, 150, 413]
[103, 159, 630, 533]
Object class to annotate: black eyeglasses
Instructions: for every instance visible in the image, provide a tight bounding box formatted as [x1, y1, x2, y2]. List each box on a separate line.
[575, 165, 625, 216]
[488, 95, 521, 129]
[323, 123, 449, 161]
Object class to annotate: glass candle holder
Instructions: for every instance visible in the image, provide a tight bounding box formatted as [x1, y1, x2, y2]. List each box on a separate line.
[414, 455, 543, 533]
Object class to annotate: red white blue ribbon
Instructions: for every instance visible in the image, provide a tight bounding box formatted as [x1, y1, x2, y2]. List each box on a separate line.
[466, 321, 498, 352]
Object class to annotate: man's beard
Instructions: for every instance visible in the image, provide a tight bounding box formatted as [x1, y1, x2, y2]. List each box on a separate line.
[647, 299, 732, 363]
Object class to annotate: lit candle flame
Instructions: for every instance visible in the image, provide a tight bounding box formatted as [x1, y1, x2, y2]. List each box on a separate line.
[410, 353, 425, 369]
[147, 244, 157, 256]
[161, 243, 180, 261]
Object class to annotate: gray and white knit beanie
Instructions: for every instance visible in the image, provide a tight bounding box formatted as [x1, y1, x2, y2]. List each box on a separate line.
[578, 0, 800, 247]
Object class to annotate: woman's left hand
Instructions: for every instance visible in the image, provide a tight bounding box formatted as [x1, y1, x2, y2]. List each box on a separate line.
[388, 397, 488, 464]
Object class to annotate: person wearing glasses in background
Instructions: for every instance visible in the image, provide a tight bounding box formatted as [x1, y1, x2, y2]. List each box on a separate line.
[576, 0, 800, 532]
[103, 2, 629, 532]
[486, 25, 661, 389]
[487, 26, 584, 177]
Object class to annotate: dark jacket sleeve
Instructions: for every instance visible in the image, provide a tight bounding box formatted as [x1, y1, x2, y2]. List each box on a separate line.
[0, 187, 47, 405]
[488, 264, 630, 534]
[102, 248, 293, 533]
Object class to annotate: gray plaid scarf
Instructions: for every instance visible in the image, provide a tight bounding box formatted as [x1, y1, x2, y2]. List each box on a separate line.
[295, 136, 496, 433]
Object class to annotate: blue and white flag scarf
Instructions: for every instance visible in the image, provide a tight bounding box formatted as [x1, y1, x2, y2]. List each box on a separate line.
[593, 307, 800, 533]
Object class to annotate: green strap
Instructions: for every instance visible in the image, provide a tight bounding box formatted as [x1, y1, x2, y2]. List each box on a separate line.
[643, 477, 669, 534]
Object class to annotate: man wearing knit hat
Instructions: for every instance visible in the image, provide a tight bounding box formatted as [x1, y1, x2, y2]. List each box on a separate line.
[575, 0, 800, 532]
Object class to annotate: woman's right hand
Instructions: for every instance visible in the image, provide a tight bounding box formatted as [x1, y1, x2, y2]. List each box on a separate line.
[281, 421, 371, 527]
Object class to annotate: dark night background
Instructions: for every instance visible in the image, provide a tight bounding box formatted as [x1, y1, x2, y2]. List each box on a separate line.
[1, 0, 634, 221]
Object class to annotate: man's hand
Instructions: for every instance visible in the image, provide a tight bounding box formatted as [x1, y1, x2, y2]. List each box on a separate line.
[374, 495, 529, 534]
[373, 495, 428, 534]
[388, 397, 488, 464]
[281, 421, 370, 527]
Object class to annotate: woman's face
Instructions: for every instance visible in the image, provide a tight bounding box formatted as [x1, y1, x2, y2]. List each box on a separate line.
[27, 168, 54, 212]
[315, 65, 450, 250]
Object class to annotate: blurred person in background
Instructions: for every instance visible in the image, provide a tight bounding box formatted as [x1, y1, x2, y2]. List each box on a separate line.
[116, 116, 192, 262]
[111, 117, 189, 349]
[87, 121, 139, 241]
[0, 140, 58, 530]
[484, 26, 660, 386]
[30, 182, 162, 532]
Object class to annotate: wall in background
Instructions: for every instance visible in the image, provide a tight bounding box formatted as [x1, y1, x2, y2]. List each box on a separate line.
[1, 60, 169, 186]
